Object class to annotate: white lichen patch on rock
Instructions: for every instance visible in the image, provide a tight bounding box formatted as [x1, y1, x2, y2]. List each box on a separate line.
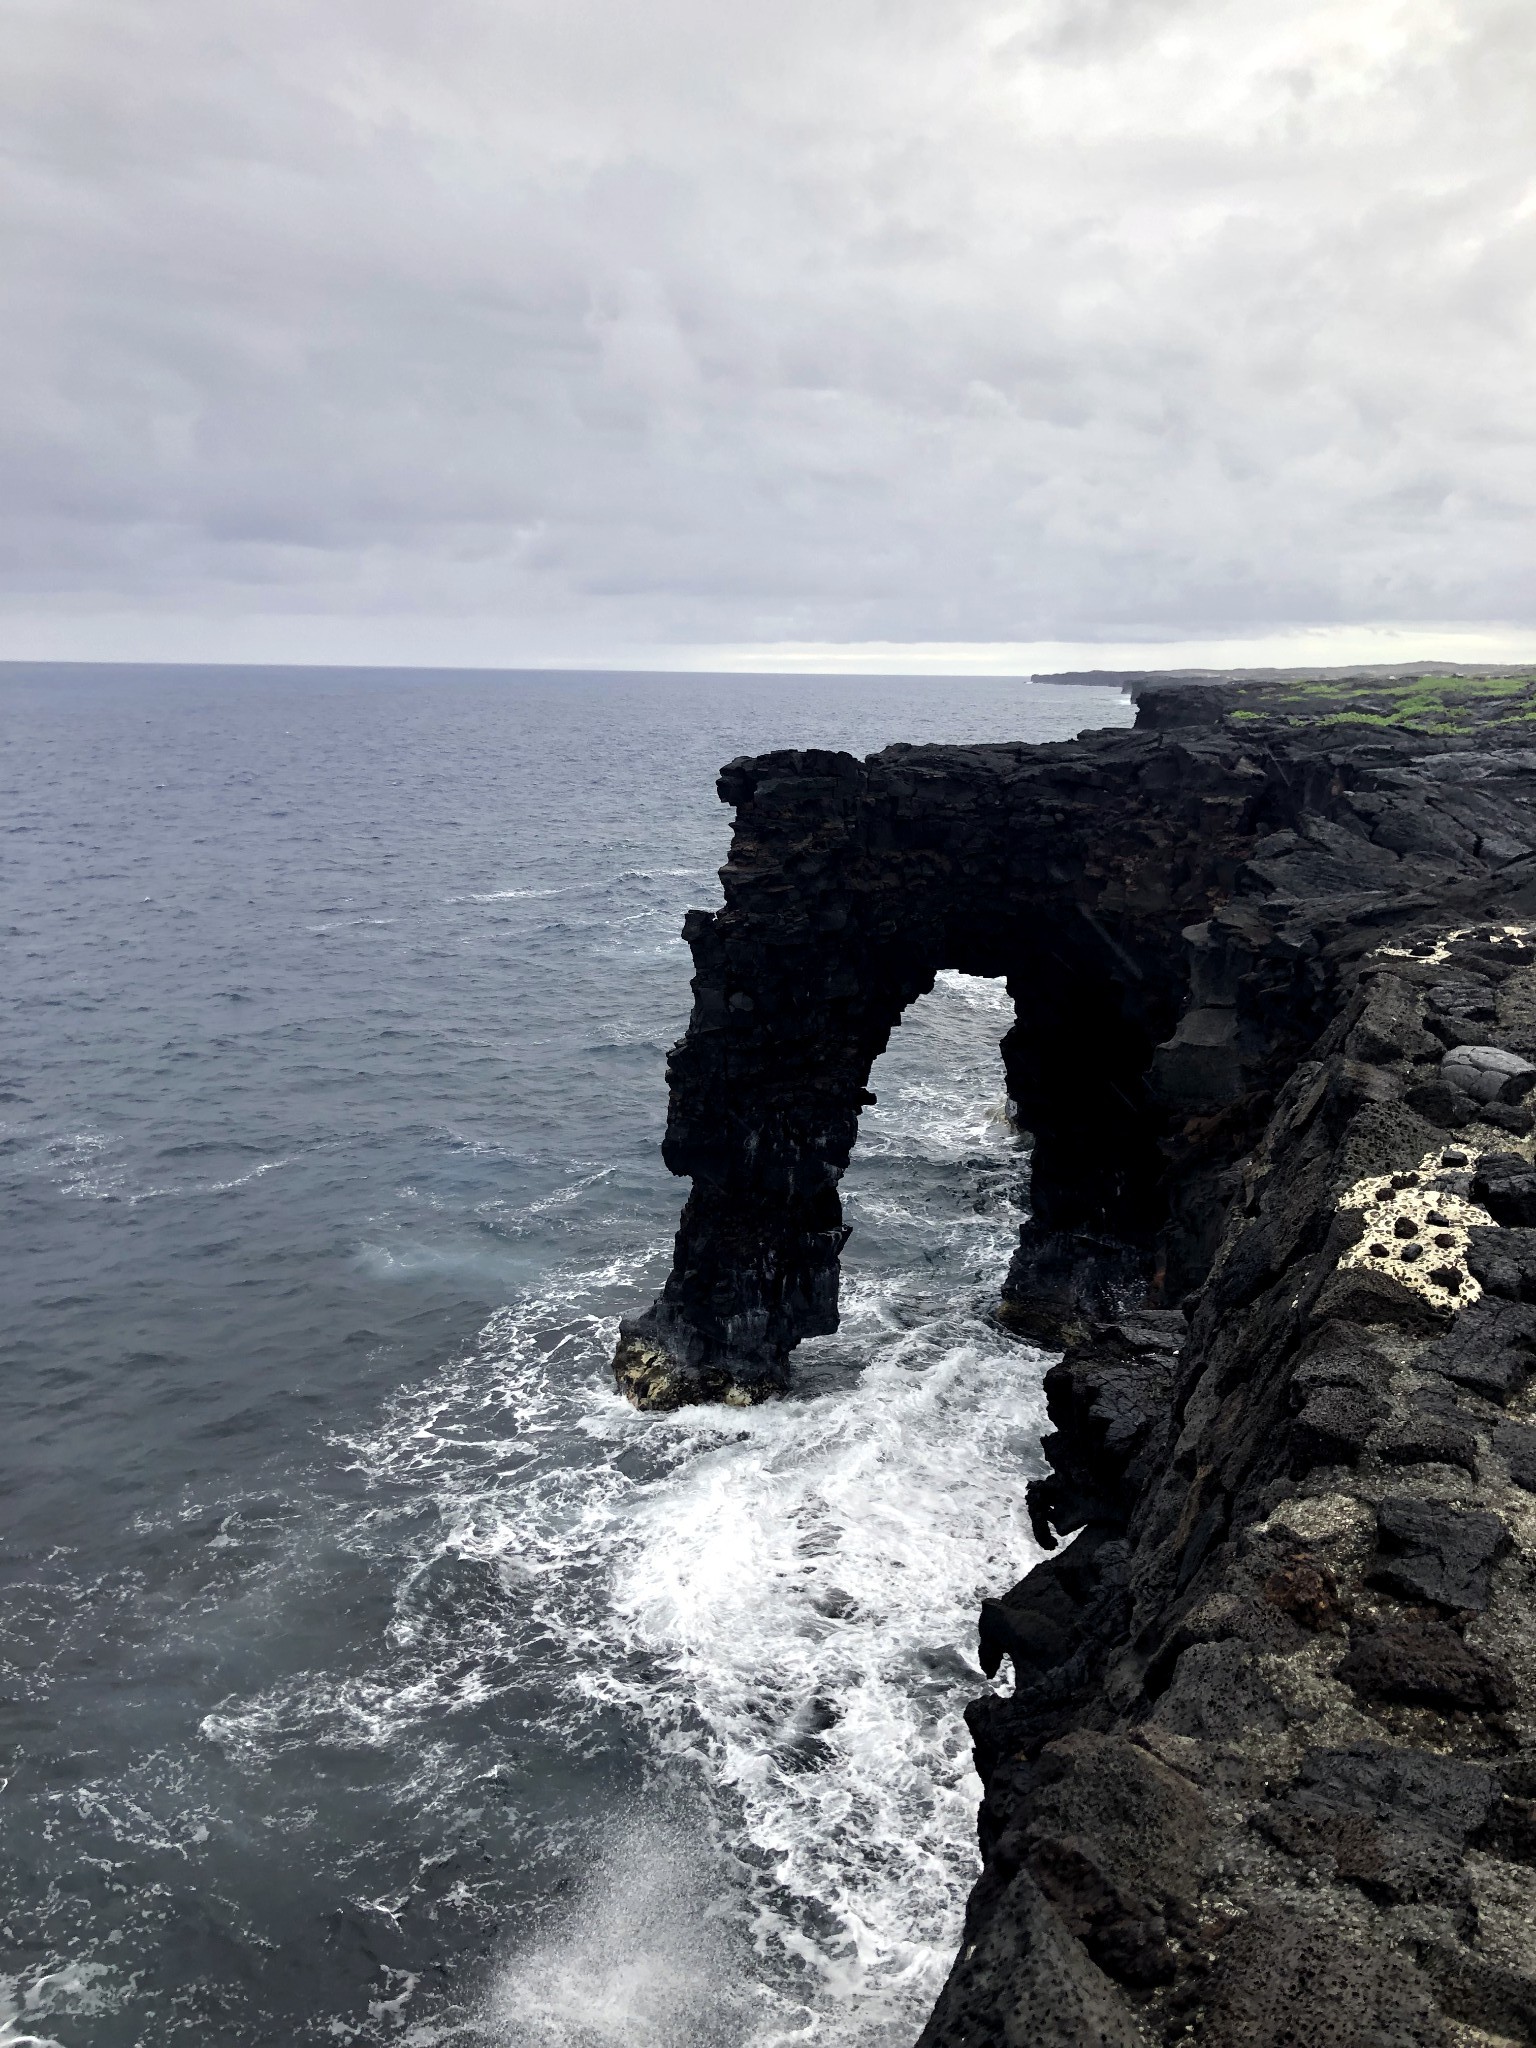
[1336, 1150, 1494, 1312]
[1373, 921, 1533, 966]
[1252, 1491, 1376, 1552]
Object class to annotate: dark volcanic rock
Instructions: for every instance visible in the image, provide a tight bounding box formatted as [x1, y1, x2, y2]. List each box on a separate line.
[1466, 1225, 1536, 1302]
[1495, 1419, 1536, 1491]
[1371, 1409, 1479, 1476]
[914, 1865, 1147, 2048]
[613, 674, 1536, 2045]
[1471, 1150, 1536, 1224]
[1291, 1382, 1385, 1470]
[1025, 1318, 1183, 1545]
[1369, 1496, 1510, 1610]
[1187, 1901, 1449, 2048]
[1337, 1615, 1517, 1711]
[1262, 1555, 1345, 1630]
[1441, 1042, 1536, 1103]
[1256, 1744, 1497, 1909]
[1418, 1294, 1536, 1400]
[613, 725, 1312, 1398]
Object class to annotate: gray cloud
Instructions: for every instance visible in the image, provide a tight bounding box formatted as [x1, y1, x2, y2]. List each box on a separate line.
[3, 0, 1534, 659]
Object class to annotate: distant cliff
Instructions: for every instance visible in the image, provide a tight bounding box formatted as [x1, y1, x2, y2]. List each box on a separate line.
[617, 673, 1536, 2045]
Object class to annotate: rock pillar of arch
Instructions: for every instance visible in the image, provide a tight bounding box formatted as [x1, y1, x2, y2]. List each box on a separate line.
[613, 732, 1288, 1408]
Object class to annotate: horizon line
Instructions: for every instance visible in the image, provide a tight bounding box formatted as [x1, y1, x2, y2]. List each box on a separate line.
[4, 620, 1536, 677]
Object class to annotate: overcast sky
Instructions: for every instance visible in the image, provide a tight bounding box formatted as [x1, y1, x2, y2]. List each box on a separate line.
[4, 0, 1534, 668]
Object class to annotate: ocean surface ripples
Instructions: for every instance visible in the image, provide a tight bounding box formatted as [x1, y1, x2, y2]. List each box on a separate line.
[0, 667, 1130, 2045]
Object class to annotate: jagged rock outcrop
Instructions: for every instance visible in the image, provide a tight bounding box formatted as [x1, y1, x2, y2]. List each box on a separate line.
[614, 724, 1302, 1404]
[615, 673, 1536, 2045]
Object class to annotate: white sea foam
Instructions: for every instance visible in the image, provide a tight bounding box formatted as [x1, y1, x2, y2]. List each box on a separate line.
[205, 973, 1046, 2046]
[133, 1156, 294, 1202]
[208, 1163, 292, 1196]
[25, 1126, 296, 1206]
[613, 868, 712, 883]
[40, 1130, 125, 1201]
[305, 916, 399, 931]
[524, 1169, 616, 1216]
[403, 1278, 1046, 2048]
[577, 1330, 1042, 2043]
[471, 975, 1042, 2044]
[478, 1815, 761, 2048]
[0, 1961, 117, 2048]
[459, 889, 562, 903]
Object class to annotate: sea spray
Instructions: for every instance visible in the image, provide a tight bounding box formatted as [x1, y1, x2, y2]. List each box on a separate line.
[466, 973, 1050, 2044]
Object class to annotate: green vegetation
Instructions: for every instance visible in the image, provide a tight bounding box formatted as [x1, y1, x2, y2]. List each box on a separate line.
[1226, 673, 1536, 738]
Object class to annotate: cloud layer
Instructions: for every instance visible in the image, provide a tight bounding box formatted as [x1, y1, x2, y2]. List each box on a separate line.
[4, 0, 1534, 660]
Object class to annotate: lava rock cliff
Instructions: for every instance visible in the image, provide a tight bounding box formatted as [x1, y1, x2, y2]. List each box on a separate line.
[616, 672, 1536, 2046]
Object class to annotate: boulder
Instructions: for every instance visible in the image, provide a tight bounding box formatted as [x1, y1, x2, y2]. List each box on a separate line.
[1440, 1043, 1536, 1103]
[1372, 1411, 1479, 1476]
[1190, 1901, 1448, 2048]
[1337, 1614, 1516, 1711]
[1493, 1419, 1536, 1492]
[1255, 1745, 1497, 1908]
[1368, 1496, 1511, 1611]
[913, 1865, 1148, 2048]
[1465, 1227, 1536, 1307]
[1419, 1295, 1536, 1399]
[1471, 1151, 1536, 1225]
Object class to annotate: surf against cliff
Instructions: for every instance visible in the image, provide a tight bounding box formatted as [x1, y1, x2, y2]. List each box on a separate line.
[618, 670, 1536, 2048]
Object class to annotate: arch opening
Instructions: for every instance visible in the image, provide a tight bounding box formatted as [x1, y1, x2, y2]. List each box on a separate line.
[615, 908, 1185, 1410]
[824, 971, 1025, 1351]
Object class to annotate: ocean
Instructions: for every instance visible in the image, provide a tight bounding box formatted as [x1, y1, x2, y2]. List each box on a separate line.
[0, 665, 1133, 2047]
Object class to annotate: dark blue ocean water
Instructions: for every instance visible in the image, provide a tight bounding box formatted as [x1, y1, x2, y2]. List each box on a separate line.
[0, 666, 1132, 2048]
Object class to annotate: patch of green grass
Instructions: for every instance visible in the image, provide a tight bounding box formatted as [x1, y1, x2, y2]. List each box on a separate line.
[1225, 673, 1536, 738]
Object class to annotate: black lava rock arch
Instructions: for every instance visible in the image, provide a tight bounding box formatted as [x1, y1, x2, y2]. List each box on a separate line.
[613, 718, 1312, 1408]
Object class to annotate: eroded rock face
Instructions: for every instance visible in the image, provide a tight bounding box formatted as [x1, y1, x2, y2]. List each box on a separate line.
[616, 717, 1330, 1404]
[922, 714, 1536, 2045]
[614, 678, 1536, 2043]
[618, 683, 1536, 1397]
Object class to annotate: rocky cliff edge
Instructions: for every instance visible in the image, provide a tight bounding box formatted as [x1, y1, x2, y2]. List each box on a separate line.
[618, 671, 1536, 2046]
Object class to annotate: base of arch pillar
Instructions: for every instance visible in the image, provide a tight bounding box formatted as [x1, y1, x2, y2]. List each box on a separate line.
[996, 1226, 1156, 1347]
[611, 1313, 790, 1411]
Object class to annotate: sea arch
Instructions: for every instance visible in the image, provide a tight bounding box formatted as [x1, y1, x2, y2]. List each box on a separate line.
[613, 733, 1300, 1407]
